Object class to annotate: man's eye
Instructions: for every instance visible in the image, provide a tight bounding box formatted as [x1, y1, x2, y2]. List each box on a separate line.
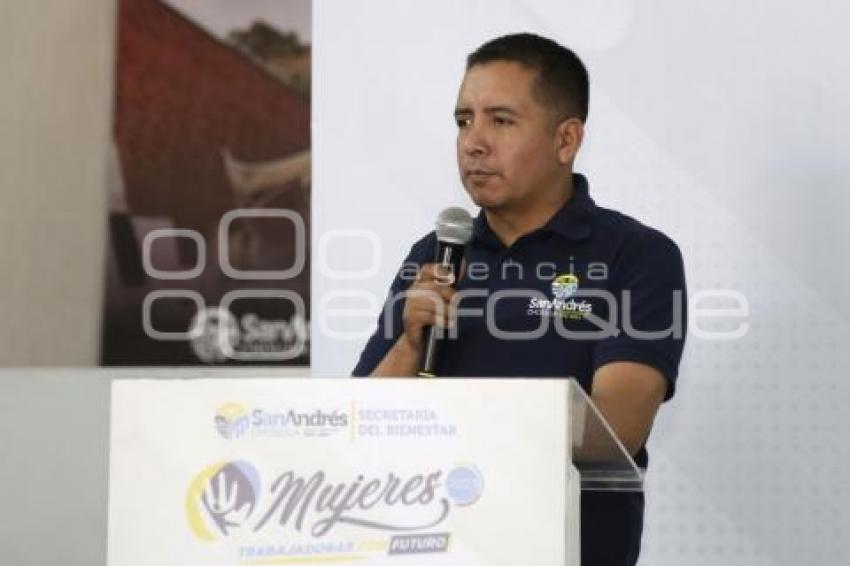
[455, 117, 471, 128]
[494, 116, 513, 126]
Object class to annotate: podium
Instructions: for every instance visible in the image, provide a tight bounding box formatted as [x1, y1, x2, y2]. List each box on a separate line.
[569, 378, 644, 492]
[108, 377, 642, 566]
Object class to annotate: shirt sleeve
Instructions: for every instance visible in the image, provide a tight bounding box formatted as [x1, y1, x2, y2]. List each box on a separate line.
[592, 230, 687, 401]
[351, 233, 436, 377]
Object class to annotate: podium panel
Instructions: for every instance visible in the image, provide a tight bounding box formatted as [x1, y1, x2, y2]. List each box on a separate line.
[108, 378, 578, 566]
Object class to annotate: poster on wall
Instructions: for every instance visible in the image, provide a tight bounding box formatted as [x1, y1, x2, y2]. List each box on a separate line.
[102, 0, 311, 365]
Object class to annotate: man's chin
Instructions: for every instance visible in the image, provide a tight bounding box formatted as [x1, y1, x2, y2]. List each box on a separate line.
[465, 186, 507, 209]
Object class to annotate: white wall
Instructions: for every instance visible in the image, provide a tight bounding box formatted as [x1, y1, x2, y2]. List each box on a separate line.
[0, 0, 115, 365]
[313, 1, 850, 563]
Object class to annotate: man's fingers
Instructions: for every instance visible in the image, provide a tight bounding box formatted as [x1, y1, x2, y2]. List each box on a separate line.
[406, 307, 438, 328]
[404, 273, 458, 343]
[408, 282, 455, 302]
[418, 263, 456, 285]
[406, 304, 456, 328]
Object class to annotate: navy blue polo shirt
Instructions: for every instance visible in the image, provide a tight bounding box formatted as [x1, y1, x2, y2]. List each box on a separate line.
[353, 173, 687, 565]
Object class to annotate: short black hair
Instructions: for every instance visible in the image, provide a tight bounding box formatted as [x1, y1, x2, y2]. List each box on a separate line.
[467, 33, 589, 123]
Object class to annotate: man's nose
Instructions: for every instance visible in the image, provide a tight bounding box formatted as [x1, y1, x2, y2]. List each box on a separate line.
[462, 122, 489, 156]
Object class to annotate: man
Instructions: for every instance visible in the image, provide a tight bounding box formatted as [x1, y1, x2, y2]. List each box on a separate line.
[353, 33, 686, 565]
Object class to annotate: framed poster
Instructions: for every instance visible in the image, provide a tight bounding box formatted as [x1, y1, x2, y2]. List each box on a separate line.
[102, 0, 312, 365]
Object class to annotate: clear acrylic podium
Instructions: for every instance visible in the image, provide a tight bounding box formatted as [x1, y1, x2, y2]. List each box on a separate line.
[561, 379, 644, 566]
[567, 378, 644, 492]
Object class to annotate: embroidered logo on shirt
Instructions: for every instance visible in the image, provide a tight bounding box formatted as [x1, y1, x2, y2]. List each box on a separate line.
[551, 274, 579, 300]
[527, 273, 593, 319]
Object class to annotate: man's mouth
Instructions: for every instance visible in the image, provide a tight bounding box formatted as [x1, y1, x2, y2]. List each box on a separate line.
[466, 168, 497, 177]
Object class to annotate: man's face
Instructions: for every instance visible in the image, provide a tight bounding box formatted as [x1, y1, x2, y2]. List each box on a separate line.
[455, 61, 564, 212]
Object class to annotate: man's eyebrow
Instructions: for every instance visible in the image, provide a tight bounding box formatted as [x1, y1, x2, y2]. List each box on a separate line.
[453, 106, 520, 117]
[484, 106, 520, 116]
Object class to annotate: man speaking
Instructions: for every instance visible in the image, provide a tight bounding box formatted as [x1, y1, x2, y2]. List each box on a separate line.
[353, 33, 687, 565]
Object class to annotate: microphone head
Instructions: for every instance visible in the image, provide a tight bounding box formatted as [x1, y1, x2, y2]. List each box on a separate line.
[435, 207, 474, 245]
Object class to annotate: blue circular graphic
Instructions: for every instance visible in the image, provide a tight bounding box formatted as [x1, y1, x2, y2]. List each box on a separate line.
[446, 465, 484, 506]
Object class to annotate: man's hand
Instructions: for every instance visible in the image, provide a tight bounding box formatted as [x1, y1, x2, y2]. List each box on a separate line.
[400, 263, 457, 352]
[372, 263, 457, 377]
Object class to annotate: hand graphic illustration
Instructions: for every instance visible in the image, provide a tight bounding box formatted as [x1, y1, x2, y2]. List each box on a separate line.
[201, 470, 252, 534]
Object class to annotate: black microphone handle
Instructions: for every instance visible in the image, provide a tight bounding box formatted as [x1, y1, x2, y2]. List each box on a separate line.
[417, 240, 465, 377]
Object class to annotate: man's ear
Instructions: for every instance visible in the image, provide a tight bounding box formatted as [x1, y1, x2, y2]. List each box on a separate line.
[554, 117, 584, 165]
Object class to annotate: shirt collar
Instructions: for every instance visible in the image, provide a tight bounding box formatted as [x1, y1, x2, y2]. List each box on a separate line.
[471, 172, 595, 249]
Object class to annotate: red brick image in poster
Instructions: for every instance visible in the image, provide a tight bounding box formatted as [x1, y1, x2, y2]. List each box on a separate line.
[102, 0, 311, 365]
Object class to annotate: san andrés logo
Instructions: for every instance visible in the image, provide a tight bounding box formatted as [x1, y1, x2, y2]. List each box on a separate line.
[527, 273, 594, 319]
[214, 403, 251, 439]
[214, 402, 349, 439]
[189, 307, 309, 363]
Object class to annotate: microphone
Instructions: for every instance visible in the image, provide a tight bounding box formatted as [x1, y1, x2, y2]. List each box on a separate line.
[417, 207, 474, 377]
